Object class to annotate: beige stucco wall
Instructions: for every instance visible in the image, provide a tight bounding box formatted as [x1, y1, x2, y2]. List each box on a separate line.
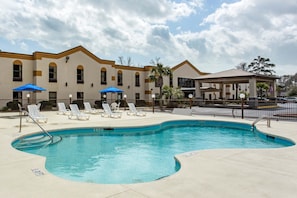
[0, 57, 34, 107]
[0, 47, 207, 109]
[172, 62, 202, 88]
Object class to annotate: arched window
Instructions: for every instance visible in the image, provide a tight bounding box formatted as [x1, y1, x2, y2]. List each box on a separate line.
[101, 67, 107, 85]
[135, 72, 140, 87]
[13, 60, 22, 81]
[77, 65, 84, 84]
[49, 62, 57, 82]
[117, 70, 123, 86]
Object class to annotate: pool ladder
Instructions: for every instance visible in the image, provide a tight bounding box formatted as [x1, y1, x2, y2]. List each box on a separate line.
[251, 115, 271, 131]
[25, 111, 53, 138]
[15, 111, 62, 150]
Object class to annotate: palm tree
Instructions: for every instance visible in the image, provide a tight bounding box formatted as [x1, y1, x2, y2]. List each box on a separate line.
[256, 82, 269, 98]
[162, 85, 173, 100]
[248, 56, 276, 75]
[149, 58, 172, 110]
[172, 87, 184, 99]
[162, 86, 184, 101]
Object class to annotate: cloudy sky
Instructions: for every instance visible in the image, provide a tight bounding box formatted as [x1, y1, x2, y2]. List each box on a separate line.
[0, 0, 296, 75]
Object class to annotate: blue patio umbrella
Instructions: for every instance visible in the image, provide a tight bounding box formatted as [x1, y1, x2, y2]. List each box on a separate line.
[13, 83, 46, 92]
[13, 83, 46, 133]
[99, 86, 123, 93]
[99, 86, 123, 103]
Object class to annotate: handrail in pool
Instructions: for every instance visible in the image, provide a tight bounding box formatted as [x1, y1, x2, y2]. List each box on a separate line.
[14, 111, 64, 150]
[25, 111, 53, 139]
[252, 115, 271, 130]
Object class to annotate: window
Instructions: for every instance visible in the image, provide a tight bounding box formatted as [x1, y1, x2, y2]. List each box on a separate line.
[77, 92, 84, 101]
[135, 93, 140, 105]
[101, 68, 107, 84]
[117, 70, 123, 86]
[49, 92, 57, 107]
[13, 60, 22, 81]
[135, 93, 140, 100]
[177, 77, 195, 88]
[77, 65, 84, 84]
[49, 62, 57, 82]
[135, 72, 140, 87]
[13, 92, 22, 102]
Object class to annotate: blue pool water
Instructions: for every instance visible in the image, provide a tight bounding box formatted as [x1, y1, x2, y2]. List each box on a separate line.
[13, 120, 294, 184]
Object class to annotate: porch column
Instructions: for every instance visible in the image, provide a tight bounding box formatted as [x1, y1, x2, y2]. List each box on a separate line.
[235, 83, 238, 99]
[271, 80, 277, 97]
[219, 83, 224, 99]
[249, 78, 257, 98]
[195, 81, 202, 98]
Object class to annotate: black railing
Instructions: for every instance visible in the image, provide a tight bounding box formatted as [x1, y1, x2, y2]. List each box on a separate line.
[0, 98, 296, 121]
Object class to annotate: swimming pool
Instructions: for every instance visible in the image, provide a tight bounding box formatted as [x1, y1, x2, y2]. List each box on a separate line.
[12, 120, 294, 184]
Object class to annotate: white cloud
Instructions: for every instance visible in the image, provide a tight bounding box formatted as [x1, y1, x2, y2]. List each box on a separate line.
[176, 0, 297, 74]
[0, 0, 296, 75]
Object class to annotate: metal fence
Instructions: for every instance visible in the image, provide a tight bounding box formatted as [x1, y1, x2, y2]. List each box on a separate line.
[189, 99, 297, 121]
[1, 98, 296, 121]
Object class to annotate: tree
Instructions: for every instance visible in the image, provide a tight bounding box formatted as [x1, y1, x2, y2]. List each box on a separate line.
[162, 86, 184, 100]
[162, 85, 184, 108]
[248, 56, 276, 75]
[256, 82, 269, 98]
[149, 58, 172, 110]
[236, 62, 248, 71]
[287, 86, 297, 96]
[162, 85, 172, 100]
[118, 56, 132, 66]
[172, 87, 184, 99]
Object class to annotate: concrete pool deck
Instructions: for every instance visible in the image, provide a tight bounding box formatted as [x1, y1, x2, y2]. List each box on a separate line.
[0, 110, 297, 198]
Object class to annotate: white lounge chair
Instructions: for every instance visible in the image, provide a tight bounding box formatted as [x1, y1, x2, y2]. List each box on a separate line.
[36, 103, 41, 110]
[110, 102, 120, 112]
[57, 102, 71, 115]
[102, 103, 122, 118]
[83, 102, 100, 114]
[68, 104, 90, 120]
[127, 103, 146, 116]
[26, 104, 48, 123]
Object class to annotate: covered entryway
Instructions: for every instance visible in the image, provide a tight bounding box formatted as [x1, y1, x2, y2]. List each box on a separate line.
[194, 69, 278, 108]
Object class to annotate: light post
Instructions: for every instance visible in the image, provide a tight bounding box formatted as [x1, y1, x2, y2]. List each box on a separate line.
[239, 93, 245, 119]
[69, 94, 72, 104]
[188, 94, 193, 109]
[152, 94, 155, 113]
[103, 94, 106, 103]
[26, 93, 30, 105]
[123, 94, 127, 111]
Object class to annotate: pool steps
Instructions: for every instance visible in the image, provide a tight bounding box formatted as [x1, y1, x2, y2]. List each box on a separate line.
[14, 135, 62, 150]
[14, 110, 62, 150]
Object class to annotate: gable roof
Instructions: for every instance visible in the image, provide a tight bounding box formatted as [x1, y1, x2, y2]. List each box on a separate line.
[172, 60, 209, 75]
[195, 69, 278, 80]
[33, 45, 115, 65]
[0, 45, 116, 65]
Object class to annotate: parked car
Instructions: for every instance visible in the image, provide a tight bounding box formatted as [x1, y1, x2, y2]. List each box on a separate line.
[257, 97, 269, 101]
[276, 97, 287, 104]
[285, 97, 297, 103]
